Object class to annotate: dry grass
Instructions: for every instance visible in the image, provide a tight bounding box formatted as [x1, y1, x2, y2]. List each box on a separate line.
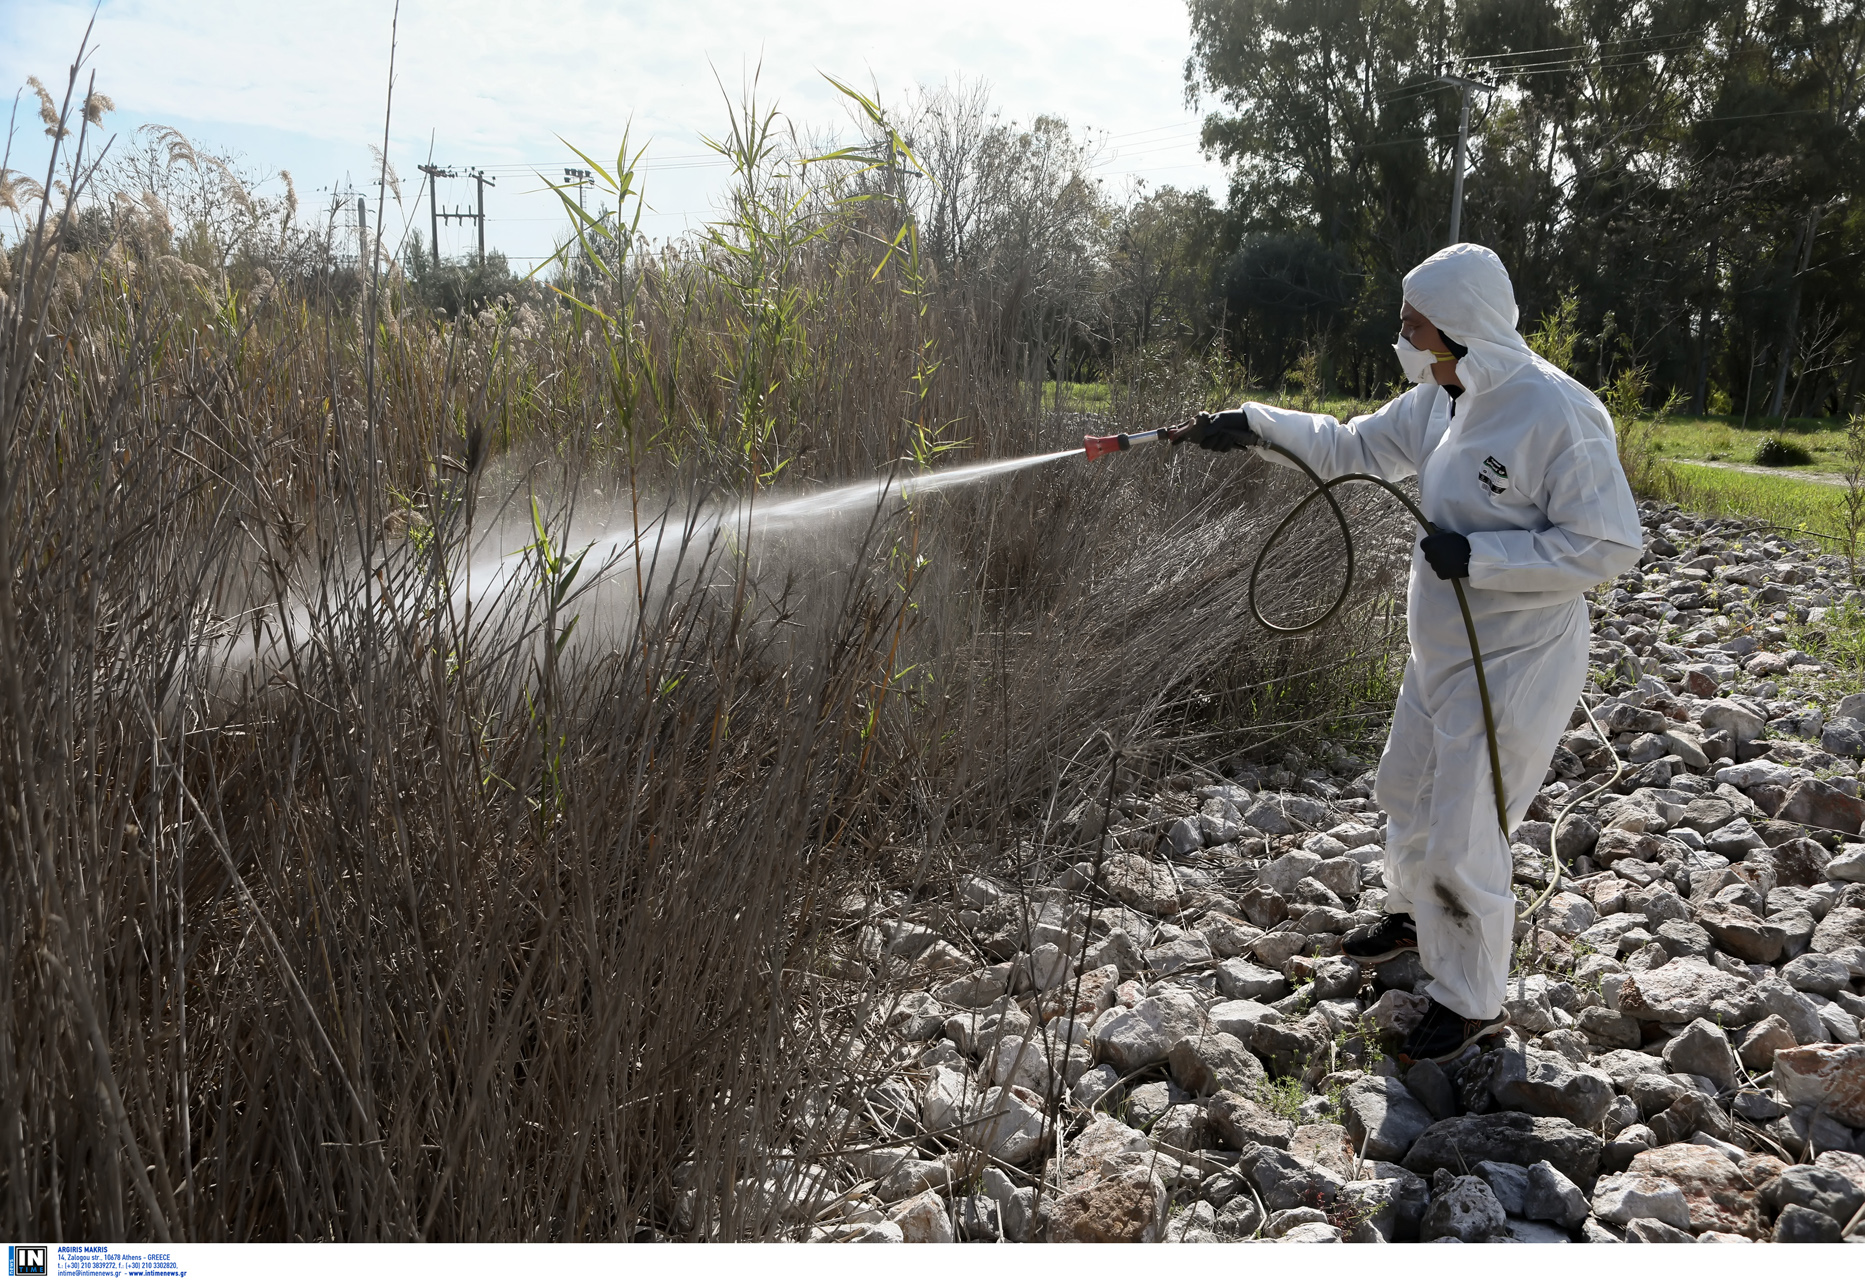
[0, 71, 1408, 1241]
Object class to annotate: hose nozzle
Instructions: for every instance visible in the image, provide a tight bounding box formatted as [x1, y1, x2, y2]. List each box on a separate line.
[1082, 426, 1175, 461]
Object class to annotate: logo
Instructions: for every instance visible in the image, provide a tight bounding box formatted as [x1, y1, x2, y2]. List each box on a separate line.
[10, 1247, 47, 1277]
[1482, 455, 1508, 479]
[1477, 471, 1505, 495]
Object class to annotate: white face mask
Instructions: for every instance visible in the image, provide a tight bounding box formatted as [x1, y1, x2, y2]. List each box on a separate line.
[1393, 335, 1441, 384]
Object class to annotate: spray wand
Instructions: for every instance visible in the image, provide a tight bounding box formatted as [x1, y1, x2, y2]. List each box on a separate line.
[1081, 413, 1259, 460]
[1080, 426, 1177, 461]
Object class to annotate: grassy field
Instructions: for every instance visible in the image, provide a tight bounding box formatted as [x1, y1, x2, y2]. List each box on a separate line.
[1647, 412, 1854, 475]
[1648, 459, 1852, 542]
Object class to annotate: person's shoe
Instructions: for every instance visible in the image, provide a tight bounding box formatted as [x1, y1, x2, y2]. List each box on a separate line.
[1341, 911, 1417, 964]
[1398, 998, 1509, 1066]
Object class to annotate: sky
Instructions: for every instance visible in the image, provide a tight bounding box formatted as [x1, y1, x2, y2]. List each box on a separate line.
[1, 0, 1230, 269]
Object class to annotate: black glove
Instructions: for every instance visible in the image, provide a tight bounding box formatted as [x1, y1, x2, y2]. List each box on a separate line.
[1180, 409, 1260, 452]
[1420, 530, 1471, 580]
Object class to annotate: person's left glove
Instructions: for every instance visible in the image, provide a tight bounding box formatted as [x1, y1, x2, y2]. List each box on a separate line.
[1177, 409, 1261, 452]
[1420, 530, 1471, 580]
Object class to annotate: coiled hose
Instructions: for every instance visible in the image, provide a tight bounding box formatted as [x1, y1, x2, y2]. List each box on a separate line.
[1243, 438, 1626, 922]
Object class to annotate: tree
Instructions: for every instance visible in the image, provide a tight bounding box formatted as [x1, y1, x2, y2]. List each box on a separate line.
[1109, 185, 1225, 350]
[1185, 0, 1865, 416]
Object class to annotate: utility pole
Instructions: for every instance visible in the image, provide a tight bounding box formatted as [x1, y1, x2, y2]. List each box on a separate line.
[565, 167, 593, 274]
[418, 163, 456, 266]
[1437, 71, 1496, 244]
[469, 167, 495, 264]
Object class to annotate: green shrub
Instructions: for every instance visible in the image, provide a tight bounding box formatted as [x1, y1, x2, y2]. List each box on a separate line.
[1754, 436, 1815, 467]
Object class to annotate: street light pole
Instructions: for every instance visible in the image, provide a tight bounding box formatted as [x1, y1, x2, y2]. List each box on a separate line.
[1437, 72, 1496, 245]
[564, 167, 592, 214]
[563, 167, 595, 276]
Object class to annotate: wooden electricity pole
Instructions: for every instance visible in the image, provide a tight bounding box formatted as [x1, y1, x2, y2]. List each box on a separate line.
[470, 168, 495, 264]
[418, 164, 456, 265]
[1437, 72, 1496, 244]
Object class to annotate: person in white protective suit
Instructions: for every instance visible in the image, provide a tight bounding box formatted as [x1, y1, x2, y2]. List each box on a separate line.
[1190, 243, 1643, 1064]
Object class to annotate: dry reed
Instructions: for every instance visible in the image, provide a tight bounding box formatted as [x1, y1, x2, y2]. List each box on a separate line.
[0, 59, 1407, 1241]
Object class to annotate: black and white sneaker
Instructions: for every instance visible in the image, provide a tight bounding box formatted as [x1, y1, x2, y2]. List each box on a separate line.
[1399, 998, 1509, 1066]
[1341, 911, 1417, 964]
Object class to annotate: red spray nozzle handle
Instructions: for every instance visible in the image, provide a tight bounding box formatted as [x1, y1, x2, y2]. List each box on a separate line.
[1085, 425, 1183, 460]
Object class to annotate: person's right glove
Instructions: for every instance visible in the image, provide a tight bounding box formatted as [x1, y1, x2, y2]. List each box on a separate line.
[1179, 409, 1260, 452]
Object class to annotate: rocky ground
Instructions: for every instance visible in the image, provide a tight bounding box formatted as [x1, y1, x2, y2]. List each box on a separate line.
[758, 501, 1865, 1243]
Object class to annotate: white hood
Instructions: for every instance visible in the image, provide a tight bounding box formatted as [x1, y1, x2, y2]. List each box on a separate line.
[1402, 243, 1534, 398]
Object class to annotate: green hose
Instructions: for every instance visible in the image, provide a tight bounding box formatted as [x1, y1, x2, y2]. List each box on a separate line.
[1245, 439, 1623, 922]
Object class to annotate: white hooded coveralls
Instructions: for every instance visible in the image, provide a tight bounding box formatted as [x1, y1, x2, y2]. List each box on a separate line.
[1244, 244, 1642, 1020]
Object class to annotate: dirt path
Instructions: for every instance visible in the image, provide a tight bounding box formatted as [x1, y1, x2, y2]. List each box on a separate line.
[1670, 457, 1850, 488]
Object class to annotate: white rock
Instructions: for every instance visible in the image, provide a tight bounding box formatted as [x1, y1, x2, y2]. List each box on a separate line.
[1090, 991, 1207, 1074]
[1278, 1221, 1343, 1242]
[1662, 731, 1711, 769]
[1540, 891, 1599, 937]
[1503, 1217, 1572, 1242]
[1166, 1200, 1220, 1242]
[1830, 944, 1865, 979]
[1713, 760, 1800, 789]
[1165, 816, 1204, 856]
[921, 1065, 976, 1133]
[988, 1035, 1053, 1092]
[1198, 798, 1246, 843]
[935, 967, 1009, 1008]
[889, 1188, 953, 1242]
[839, 1219, 904, 1242]
[1083, 928, 1143, 976]
[1216, 956, 1290, 1001]
[1523, 1160, 1590, 1230]
[1364, 988, 1429, 1040]
[974, 1085, 1048, 1162]
[1243, 798, 1296, 836]
[1699, 699, 1766, 743]
[957, 874, 1004, 908]
[1258, 851, 1323, 896]
[1500, 982, 1558, 1035]
[1590, 1173, 1691, 1228]
[1326, 821, 1382, 848]
[1829, 844, 1865, 883]
[1208, 998, 1281, 1042]
[1018, 943, 1074, 992]
[1820, 1004, 1861, 1043]
[1072, 1063, 1121, 1109]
